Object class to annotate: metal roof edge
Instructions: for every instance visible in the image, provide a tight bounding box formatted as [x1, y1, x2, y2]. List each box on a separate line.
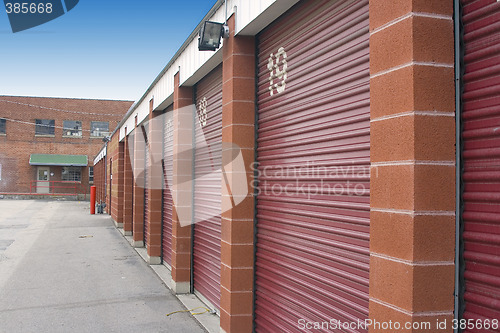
[29, 154, 88, 167]
[0, 95, 134, 102]
[29, 162, 88, 167]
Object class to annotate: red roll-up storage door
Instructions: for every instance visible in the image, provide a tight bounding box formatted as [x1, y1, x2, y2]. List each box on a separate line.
[193, 65, 223, 310]
[129, 131, 135, 237]
[461, 0, 500, 329]
[163, 107, 174, 266]
[109, 158, 112, 215]
[255, 0, 370, 331]
[144, 123, 150, 246]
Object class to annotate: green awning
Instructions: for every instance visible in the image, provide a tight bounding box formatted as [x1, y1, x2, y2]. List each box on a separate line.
[29, 154, 88, 167]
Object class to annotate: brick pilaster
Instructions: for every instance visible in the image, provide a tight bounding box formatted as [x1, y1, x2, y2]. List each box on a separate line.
[123, 129, 133, 236]
[369, 1, 455, 331]
[95, 160, 102, 204]
[133, 117, 145, 248]
[113, 140, 124, 227]
[106, 154, 111, 215]
[171, 71, 194, 293]
[146, 99, 163, 264]
[220, 15, 256, 333]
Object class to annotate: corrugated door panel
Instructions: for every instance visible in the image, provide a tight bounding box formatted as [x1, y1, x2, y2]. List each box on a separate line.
[193, 65, 223, 310]
[144, 123, 150, 246]
[461, 0, 500, 330]
[163, 107, 174, 266]
[109, 159, 112, 215]
[129, 131, 135, 237]
[255, 0, 370, 331]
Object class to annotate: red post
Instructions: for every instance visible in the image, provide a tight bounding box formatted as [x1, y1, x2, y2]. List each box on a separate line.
[90, 186, 96, 215]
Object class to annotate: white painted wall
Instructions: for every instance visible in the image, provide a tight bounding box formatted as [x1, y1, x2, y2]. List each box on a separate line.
[119, 0, 300, 141]
[94, 145, 107, 165]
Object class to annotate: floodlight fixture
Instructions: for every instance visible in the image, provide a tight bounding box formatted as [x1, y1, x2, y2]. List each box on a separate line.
[198, 21, 229, 51]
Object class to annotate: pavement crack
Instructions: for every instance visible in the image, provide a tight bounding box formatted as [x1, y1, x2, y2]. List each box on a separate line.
[0, 294, 169, 313]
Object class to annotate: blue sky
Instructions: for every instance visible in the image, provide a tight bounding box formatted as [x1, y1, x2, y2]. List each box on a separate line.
[0, 0, 216, 101]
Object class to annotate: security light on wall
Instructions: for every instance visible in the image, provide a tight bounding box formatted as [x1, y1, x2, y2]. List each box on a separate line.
[198, 21, 229, 51]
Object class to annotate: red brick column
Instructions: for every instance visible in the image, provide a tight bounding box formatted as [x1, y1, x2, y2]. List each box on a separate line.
[113, 140, 125, 227]
[123, 129, 133, 236]
[106, 154, 111, 215]
[133, 117, 145, 248]
[108, 135, 118, 219]
[369, 1, 455, 331]
[94, 160, 101, 203]
[171, 72, 194, 293]
[99, 160, 104, 204]
[146, 99, 163, 264]
[220, 15, 256, 333]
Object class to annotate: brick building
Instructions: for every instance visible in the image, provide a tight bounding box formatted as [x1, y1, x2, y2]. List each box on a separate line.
[94, 0, 500, 332]
[0, 96, 133, 196]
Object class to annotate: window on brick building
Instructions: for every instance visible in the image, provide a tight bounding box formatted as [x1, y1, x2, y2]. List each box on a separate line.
[0, 118, 6, 134]
[63, 121, 82, 137]
[0, 163, 2, 180]
[62, 167, 81, 182]
[89, 166, 94, 183]
[35, 119, 55, 135]
[90, 121, 109, 137]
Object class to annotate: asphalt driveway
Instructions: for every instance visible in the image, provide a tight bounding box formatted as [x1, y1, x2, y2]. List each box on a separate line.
[0, 200, 206, 333]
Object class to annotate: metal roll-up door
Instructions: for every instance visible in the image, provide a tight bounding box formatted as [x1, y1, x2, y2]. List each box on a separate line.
[144, 123, 150, 246]
[103, 156, 107, 207]
[109, 158, 112, 215]
[461, 0, 500, 328]
[163, 106, 174, 266]
[255, 0, 370, 331]
[193, 65, 223, 310]
[129, 131, 134, 237]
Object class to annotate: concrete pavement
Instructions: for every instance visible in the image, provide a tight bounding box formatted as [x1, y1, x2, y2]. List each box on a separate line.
[0, 200, 206, 333]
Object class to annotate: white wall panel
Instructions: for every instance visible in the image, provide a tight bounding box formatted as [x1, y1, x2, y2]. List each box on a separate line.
[119, 0, 300, 142]
[94, 146, 107, 165]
